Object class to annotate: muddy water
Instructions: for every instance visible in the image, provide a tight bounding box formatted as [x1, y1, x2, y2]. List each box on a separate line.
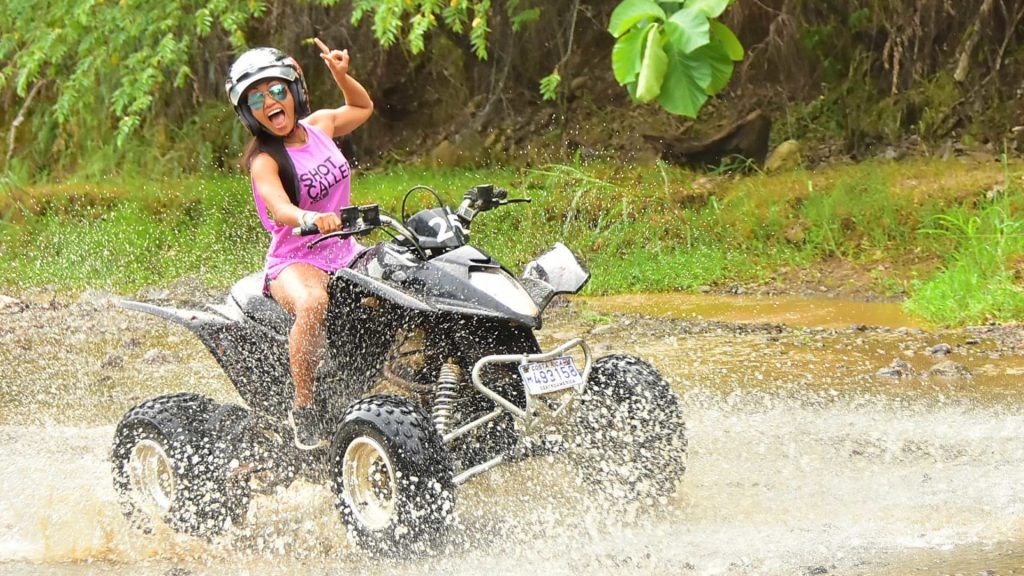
[2, 292, 1024, 575]
[582, 292, 926, 330]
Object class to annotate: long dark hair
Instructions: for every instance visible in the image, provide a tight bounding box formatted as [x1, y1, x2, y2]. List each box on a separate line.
[240, 131, 300, 206]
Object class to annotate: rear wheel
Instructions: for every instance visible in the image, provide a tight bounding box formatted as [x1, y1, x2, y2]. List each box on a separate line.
[330, 395, 454, 555]
[111, 393, 251, 537]
[570, 355, 687, 502]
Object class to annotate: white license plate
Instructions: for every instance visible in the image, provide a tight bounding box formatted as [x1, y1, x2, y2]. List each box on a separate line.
[518, 356, 584, 395]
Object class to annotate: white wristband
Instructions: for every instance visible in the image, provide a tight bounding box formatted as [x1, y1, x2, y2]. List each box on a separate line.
[300, 211, 315, 227]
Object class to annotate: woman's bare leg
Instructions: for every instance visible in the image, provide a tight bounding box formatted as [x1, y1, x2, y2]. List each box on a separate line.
[269, 263, 330, 410]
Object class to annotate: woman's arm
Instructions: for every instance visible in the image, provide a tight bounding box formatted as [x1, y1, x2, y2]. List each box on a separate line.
[252, 153, 341, 232]
[307, 37, 374, 139]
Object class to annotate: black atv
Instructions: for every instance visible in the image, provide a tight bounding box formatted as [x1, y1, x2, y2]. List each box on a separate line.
[110, 184, 687, 554]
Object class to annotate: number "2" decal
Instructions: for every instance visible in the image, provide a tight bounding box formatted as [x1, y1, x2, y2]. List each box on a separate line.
[428, 213, 466, 242]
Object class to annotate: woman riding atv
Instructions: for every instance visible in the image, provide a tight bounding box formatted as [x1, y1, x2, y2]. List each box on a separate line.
[225, 39, 373, 450]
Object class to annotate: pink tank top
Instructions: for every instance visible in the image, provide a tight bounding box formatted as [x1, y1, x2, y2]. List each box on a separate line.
[251, 120, 361, 281]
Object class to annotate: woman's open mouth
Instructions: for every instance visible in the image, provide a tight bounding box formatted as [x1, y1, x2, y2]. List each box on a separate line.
[267, 109, 288, 131]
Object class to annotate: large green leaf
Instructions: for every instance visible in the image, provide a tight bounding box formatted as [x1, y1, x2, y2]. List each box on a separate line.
[608, 0, 666, 38]
[664, 7, 710, 54]
[612, 26, 646, 84]
[683, 0, 731, 18]
[710, 20, 744, 60]
[696, 39, 733, 95]
[657, 48, 711, 117]
[636, 24, 668, 102]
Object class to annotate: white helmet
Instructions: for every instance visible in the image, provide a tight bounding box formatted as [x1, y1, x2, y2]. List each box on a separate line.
[225, 47, 310, 135]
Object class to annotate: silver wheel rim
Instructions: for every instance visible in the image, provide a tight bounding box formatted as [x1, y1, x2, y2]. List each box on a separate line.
[127, 438, 176, 518]
[342, 436, 397, 531]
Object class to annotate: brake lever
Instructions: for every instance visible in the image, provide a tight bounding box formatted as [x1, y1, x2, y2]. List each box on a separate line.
[307, 230, 351, 248]
[306, 223, 382, 248]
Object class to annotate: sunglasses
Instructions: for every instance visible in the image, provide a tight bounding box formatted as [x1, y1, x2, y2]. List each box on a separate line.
[247, 84, 288, 111]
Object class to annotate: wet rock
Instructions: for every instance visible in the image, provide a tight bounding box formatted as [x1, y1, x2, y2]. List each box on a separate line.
[0, 294, 26, 313]
[927, 360, 973, 379]
[879, 146, 903, 161]
[765, 139, 802, 173]
[805, 566, 830, 575]
[726, 284, 746, 295]
[101, 353, 125, 370]
[927, 343, 953, 356]
[877, 359, 916, 378]
[547, 295, 571, 309]
[142, 349, 181, 365]
[965, 338, 981, 345]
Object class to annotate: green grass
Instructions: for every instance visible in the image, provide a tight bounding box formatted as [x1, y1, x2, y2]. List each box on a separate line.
[903, 197, 1024, 325]
[1, 158, 1023, 326]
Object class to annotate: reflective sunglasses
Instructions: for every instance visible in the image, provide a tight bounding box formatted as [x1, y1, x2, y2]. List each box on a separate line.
[247, 84, 289, 111]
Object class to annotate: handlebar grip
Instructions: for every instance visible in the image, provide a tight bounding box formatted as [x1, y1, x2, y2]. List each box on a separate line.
[292, 223, 320, 236]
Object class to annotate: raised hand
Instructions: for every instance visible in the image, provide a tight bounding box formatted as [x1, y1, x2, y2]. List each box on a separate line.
[314, 37, 349, 78]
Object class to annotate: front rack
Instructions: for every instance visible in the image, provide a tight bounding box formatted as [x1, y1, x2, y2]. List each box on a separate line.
[448, 338, 593, 486]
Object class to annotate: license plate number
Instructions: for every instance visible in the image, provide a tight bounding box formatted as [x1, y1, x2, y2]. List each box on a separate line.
[518, 356, 584, 395]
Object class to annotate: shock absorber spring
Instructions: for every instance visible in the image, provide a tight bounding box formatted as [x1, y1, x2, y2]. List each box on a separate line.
[432, 361, 461, 436]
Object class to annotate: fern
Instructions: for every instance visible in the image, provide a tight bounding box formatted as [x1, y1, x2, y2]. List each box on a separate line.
[469, 0, 491, 60]
[540, 69, 561, 101]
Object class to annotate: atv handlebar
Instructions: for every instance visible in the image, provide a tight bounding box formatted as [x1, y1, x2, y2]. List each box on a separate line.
[455, 184, 530, 225]
[292, 204, 383, 238]
[290, 184, 528, 256]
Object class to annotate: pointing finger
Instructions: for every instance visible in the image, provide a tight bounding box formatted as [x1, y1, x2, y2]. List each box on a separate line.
[313, 37, 329, 55]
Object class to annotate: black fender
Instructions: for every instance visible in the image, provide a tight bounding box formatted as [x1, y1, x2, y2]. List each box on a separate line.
[332, 268, 435, 312]
[119, 299, 293, 418]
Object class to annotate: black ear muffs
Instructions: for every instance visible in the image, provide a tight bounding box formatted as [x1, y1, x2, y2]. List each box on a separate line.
[289, 80, 310, 118]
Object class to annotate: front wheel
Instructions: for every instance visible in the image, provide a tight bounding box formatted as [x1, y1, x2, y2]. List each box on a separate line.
[569, 354, 687, 503]
[330, 395, 454, 555]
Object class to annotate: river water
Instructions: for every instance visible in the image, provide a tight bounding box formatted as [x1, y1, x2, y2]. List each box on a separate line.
[2, 292, 1023, 575]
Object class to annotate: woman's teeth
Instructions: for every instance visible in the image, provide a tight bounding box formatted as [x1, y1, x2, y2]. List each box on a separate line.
[268, 109, 287, 129]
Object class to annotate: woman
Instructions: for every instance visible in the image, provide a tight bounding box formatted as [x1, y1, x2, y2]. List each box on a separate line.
[225, 39, 373, 450]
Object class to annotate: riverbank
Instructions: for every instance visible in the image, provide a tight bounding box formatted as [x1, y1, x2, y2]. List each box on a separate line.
[1, 157, 1022, 326]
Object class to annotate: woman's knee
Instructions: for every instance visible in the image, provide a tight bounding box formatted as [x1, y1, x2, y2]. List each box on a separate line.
[294, 288, 329, 320]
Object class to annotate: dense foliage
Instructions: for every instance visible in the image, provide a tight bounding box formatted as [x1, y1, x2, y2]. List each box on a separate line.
[1, 0, 1023, 183]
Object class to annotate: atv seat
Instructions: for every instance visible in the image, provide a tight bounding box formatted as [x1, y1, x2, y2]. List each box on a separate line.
[229, 272, 294, 335]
